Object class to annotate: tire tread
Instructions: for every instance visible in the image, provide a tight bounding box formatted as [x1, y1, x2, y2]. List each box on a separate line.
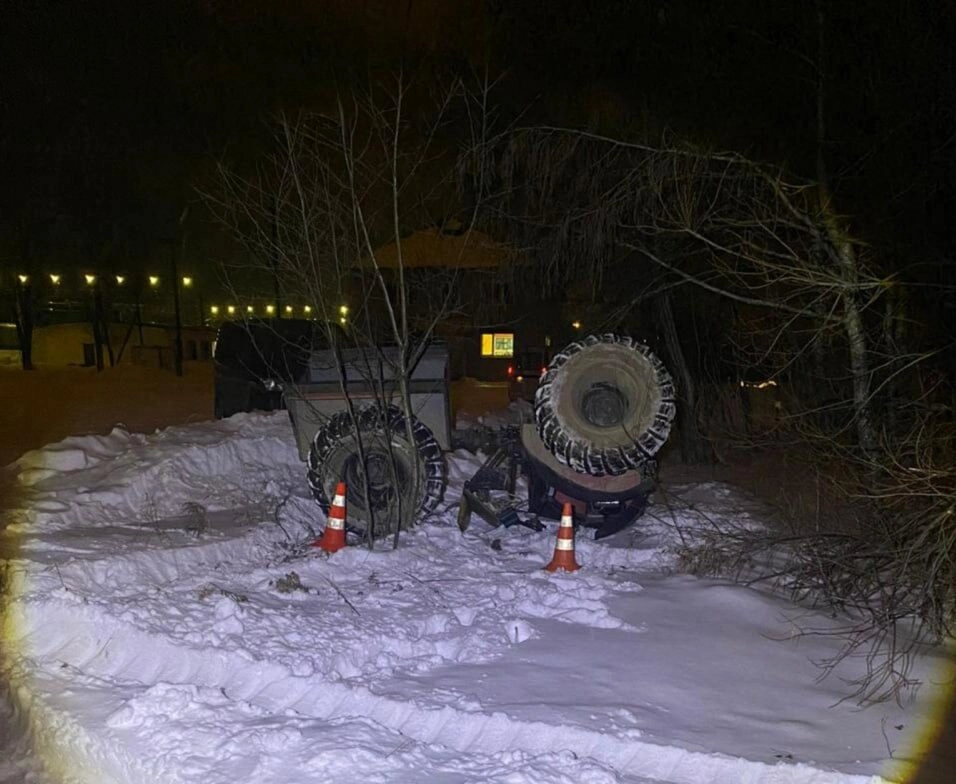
[306, 405, 447, 536]
[534, 334, 676, 477]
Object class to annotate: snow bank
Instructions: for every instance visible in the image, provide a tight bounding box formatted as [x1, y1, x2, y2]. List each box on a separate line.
[2, 412, 937, 783]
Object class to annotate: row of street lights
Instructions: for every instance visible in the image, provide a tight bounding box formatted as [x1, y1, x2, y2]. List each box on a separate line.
[207, 303, 350, 324]
[208, 304, 308, 316]
[12, 272, 193, 289]
[11, 272, 352, 328]
[12, 274, 349, 321]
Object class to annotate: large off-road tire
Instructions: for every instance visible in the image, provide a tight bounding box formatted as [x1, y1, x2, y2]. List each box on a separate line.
[534, 334, 676, 477]
[307, 405, 447, 539]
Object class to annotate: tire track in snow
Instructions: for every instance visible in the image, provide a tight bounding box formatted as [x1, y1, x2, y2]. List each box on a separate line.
[6, 420, 893, 784]
[9, 599, 883, 784]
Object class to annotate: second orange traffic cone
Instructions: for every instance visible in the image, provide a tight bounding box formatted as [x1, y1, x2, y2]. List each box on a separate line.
[545, 502, 580, 572]
[314, 482, 348, 553]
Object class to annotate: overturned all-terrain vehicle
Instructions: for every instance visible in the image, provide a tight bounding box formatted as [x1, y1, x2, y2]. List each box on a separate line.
[284, 335, 676, 541]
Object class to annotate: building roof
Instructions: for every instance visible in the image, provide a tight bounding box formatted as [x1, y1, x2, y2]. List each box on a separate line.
[369, 227, 514, 270]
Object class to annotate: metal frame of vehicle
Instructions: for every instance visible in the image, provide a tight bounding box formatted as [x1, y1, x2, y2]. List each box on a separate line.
[456, 425, 656, 540]
[284, 333, 672, 542]
[284, 343, 453, 460]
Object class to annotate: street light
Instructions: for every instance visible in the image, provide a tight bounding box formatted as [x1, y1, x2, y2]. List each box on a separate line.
[210, 305, 219, 316]
[49, 274, 61, 285]
[571, 320, 582, 330]
[181, 276, 193, 287]
[246, 305, 254, 314]
[266, 304, 275, 315]
[285, 305, 293, 314]
[303, 305, 312, 315]
[149, 275, 160, 287]
[227, 305, 235, 315]
[17, 274, 28, 284]
[115, 275, 125, 285]
[339, 304, 349, 316]
[85, 274, 97, 286]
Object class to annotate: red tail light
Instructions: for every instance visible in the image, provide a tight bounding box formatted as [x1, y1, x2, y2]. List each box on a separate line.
[507, 365, 514, 376]
[540, 366, 547, 376]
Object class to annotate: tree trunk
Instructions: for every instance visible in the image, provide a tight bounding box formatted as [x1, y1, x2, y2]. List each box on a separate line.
[90, 297, 104, 372]
[834, 236, 878, 459]
[658, 292, 710, 464]
[271, 198, 282, 318]
[394, 366, 422, 549]
[14, 285, 35, 371]
[881, 283, 905, 434]
[814, 0, 877, 458]
[136, 298, 145, 345]
[95, 287, 115, 367]
[115, 321, 136, 364]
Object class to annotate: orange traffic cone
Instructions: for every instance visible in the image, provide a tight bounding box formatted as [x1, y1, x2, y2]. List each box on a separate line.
[314, 482, 347, 553]
[545, 502, 580, 572]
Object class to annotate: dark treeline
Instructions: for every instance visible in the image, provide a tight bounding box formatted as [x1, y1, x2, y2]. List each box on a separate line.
[1, 1, 953, 325]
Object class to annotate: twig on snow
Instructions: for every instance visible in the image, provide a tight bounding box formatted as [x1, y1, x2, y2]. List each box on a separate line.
[323, 574, 360, 615]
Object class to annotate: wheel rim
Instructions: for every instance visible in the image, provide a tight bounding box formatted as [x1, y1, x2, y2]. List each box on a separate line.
[341, 447, 415, 516]
[581, 382, 628, 428]
[534, 335, 676, 476]
[307, 405, 448, 538]
[556, 345, 658, 449]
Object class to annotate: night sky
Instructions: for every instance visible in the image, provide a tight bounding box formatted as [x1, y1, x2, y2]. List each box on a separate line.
[2, 0, 954, 292]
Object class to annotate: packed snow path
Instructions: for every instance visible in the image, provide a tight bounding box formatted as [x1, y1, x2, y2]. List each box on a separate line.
[1, 413, 940, 783]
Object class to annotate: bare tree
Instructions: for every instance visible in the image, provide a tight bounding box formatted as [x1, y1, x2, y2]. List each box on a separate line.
[667, 414, 955, 705]
[479, 126, 954, 702]
[481, 129, 908, 457]
[203, 70, 496, 546]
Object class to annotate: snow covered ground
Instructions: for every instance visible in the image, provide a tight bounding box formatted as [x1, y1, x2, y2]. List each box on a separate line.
[1, 412, 948, 783]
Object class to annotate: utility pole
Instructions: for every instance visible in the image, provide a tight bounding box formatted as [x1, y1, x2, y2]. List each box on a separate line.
[167, 207, 190, 377]
[94, 281, 114, 367]
[13, 277, 35, 370]
[89, 278, 104, 371]
[135, 283, 144, 345]
[170, 241, 184, 377]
